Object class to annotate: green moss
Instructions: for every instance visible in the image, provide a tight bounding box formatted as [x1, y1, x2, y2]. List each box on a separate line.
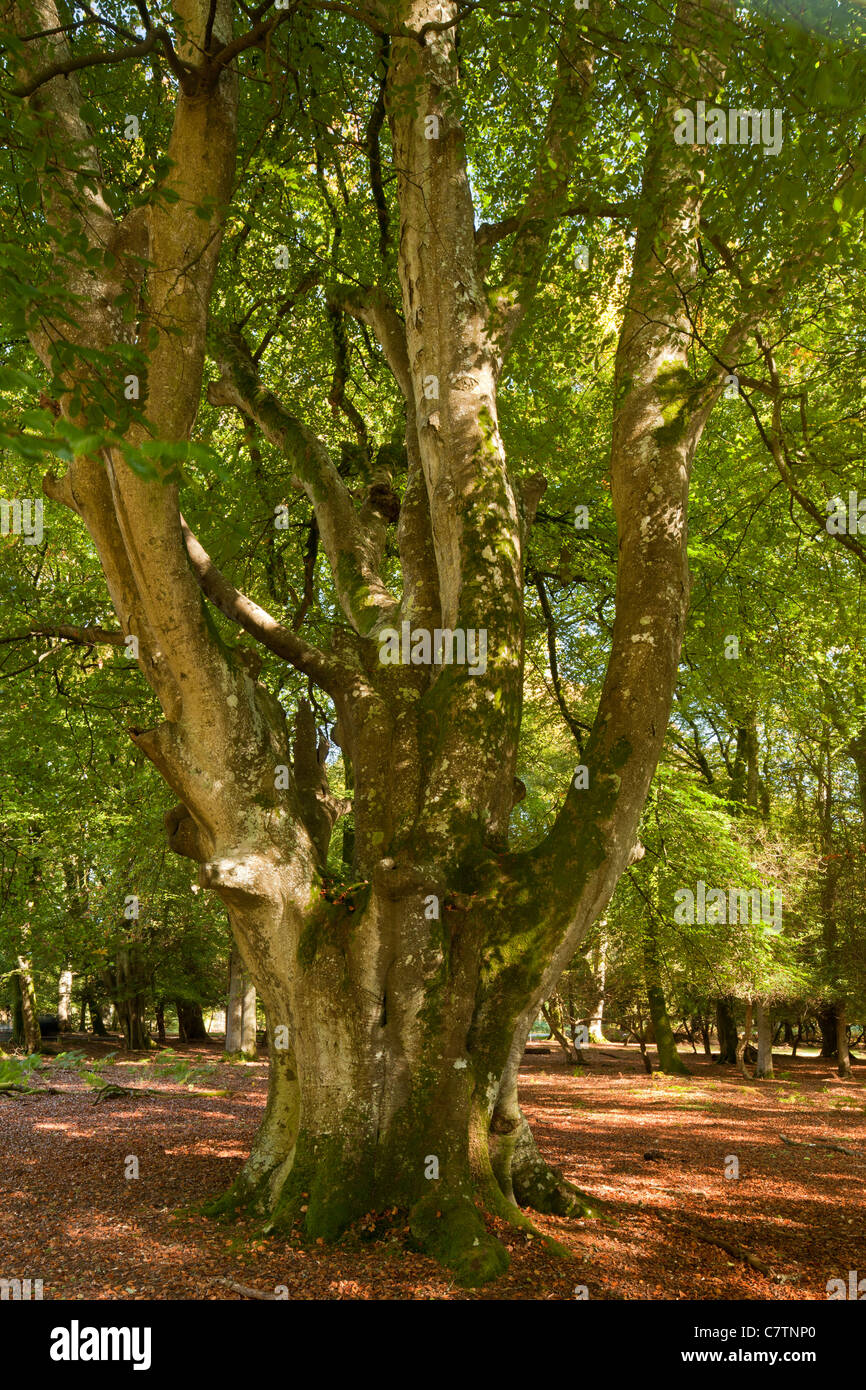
[296, 881, 370, 971]
[334, 552, 381, 635]
[653, 360, 704, 447]
[409, 1191, 509, 1287]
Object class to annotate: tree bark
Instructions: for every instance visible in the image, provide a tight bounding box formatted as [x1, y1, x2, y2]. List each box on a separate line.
[105, 946, 151, 1051]
[818, 1003, 838, 1059]
[836, 1006, 853, 1079]
[715, 997, 738, 1063]
[226, 945, 257, 1057]
[541, 998, 583, 1066]
[586, 935, 607, 1044]
[177, 1001, 207, 1042]
[11, 959, 41, 1054]
[736, 1002, 753, 1079]
[87, 994, 107, 1037]
[57, 968, 73, 1032]
[754, 1001, 774, 1079]
[642, 914, 690, 1075]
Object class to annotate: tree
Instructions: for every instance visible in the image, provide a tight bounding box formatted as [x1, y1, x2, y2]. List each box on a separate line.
[4, 0, 866, 1284]
[226, 942, 257, 1058]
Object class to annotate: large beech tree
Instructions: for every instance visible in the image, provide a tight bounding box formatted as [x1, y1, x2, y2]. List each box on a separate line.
[5, 0, 865, 1282]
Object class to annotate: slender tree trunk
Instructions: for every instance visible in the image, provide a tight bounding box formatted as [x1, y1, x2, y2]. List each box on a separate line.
[226, 944, 257, 1057]
[715, 997, 738, 1063]
[755, 1001, 774, 1079]
[541, 998, 582, 1066]
[642, 912, 689, 1075]
[57, 968, 73, 1032]
[88, 995, 107, 1037]
[736, 1002, 753, 1079]
[586, 935, 607, 1044]
[700, 1014, 712, 1058]
[155, 1001, 166, 1044]
[836, 1006, 853, 1079]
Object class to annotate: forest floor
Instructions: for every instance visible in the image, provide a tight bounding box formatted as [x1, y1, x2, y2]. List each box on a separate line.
[1, 1038, 863, 1300]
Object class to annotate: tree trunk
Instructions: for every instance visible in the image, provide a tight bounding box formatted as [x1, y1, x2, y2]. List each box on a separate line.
[836, 1005, 853, 1079]
[12, 0, 741, 1286]
[792, 1018, 802, 1057]
[715, 997, 738, 1063]
[642, 912, 690, 1075]
[88, 995, 107, 1037]
[736, 1002, 753, 1079]
[11, 959, 41, 1054]
[541, 998, 582, 1066]
[106, 946, 151, 1051]
[755, 1001, 774, 1079]
[226, 945, 257, 1057]
[176, 1001, 207, 1042]
[818, 1003, 838, 1059]
[586, 935, 607, 1044]
[57, 968, 73, 1032]
[155, 1001, 166, 1045]
[700, 1015, 713, 1058]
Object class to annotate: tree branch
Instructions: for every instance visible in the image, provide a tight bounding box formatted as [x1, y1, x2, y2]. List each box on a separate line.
[11, 26, 195, 98]
[179, 516, 346, 694]
[207, 329, 399, 635]
[0, 625, 124, 647]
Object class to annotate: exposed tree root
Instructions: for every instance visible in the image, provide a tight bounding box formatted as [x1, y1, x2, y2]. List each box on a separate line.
[780, 1134, 865, 1162]
[656, 1210, 787, 1281]
[408, 1189, 510, 1287]
[510, 1113, 604, 1220]
[0, 1083, 62, 1097]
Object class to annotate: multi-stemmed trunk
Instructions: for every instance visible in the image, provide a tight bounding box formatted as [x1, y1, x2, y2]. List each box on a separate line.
[14, 0, 759, 1283]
